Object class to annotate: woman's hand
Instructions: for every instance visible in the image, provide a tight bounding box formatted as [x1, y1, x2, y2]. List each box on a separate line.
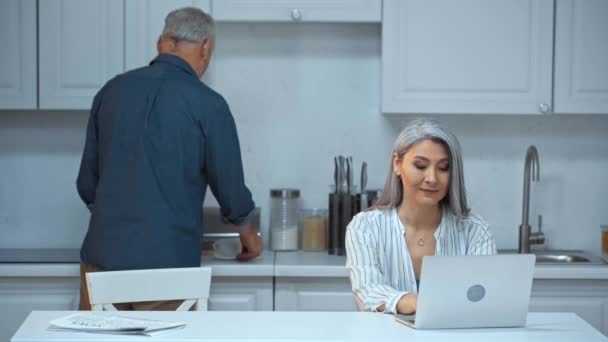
[397, 293, 418, 314]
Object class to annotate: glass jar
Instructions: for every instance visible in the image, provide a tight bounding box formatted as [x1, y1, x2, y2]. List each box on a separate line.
[270, 188, 300, 251]
[300, 208, 328, 251]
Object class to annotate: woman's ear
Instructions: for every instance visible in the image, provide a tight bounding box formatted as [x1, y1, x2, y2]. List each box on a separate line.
[392, 153, 401, 176]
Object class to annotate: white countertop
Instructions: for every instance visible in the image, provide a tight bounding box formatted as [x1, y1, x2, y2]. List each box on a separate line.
[275, 251, 349, 277]
[200, 249, 274, 277]
[12, 311, 607, 342]
[0, 250, 274, 277]
[2, 250, 607, 280]
[275, 251, 608, 279]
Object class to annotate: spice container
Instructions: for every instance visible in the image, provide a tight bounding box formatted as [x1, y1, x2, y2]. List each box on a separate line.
[300, 208, 328, 251]
[270, 188, 300, 251]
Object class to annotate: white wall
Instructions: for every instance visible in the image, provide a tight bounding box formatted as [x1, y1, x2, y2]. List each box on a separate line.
[0, 23, 607, 253]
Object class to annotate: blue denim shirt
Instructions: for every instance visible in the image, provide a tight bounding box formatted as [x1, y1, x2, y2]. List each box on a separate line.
[77, 54, 254, 270]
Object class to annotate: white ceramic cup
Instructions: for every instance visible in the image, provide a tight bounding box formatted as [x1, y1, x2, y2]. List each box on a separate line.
[213, 238, 242, 259]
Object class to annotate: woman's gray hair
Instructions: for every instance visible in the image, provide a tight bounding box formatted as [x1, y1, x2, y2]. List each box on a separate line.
[374, 118, 469, 217]
[161, 7, 215, 43]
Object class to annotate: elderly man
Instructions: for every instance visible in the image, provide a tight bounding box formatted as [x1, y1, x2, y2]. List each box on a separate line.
[76, 7, 261, 310]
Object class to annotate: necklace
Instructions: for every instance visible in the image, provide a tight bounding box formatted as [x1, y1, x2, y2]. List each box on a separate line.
[398, 209, 438, 248]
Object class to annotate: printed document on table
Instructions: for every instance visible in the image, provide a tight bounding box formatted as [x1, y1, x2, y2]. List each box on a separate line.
[48, 313, 186, 336]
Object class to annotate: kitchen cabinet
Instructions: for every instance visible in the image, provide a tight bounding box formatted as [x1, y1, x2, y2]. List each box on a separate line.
[209, 276, 273, 311]
[382, 0, 608, 115]
[530, 279, 608, 335]
[382, 0, 554, 115]
[212, 0, 381, 23]
[275, 277, 358, 311]
[0, 260, 273, 341]
[0, 276, 80, 342]
[273, 252, 358, 311]
[0, 0, 37, 109]
[275, 276, 608, 335]
[553, 0, 608, 114]
[39, 0, 124, 109]
[125, 0, 211, 72]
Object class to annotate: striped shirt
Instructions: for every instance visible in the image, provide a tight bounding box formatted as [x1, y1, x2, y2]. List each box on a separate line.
[345, 206, 497, 314]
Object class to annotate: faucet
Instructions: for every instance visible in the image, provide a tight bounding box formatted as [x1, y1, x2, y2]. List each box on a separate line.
[519, 145, 545, 253]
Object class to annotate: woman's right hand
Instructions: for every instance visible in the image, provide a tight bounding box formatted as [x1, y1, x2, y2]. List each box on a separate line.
[397, 293, 418, 314]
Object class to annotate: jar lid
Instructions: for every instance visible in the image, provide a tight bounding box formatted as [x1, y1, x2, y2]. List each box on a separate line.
[270, 188, 300, 198]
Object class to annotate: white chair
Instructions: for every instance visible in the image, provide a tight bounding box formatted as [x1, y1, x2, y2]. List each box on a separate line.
[85, 267, 212, 311]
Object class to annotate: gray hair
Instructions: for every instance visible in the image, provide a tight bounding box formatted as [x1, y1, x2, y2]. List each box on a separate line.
[161, 7, 215, 43]
[374, 118, 469, 217]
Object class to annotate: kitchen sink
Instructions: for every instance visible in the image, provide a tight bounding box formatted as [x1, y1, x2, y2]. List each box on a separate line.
[535, 254, 590, 263]
[498, 249, 605, 265]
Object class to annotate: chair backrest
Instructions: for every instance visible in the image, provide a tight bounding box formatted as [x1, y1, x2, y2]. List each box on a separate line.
[86, 267, 212, 311]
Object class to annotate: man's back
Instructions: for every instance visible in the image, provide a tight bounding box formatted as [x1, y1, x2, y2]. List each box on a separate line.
[77, 54, 253, 271]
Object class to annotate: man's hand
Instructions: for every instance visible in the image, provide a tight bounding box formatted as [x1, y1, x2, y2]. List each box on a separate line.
[237, 224, 262, 261]
[396, 293, 418, 314]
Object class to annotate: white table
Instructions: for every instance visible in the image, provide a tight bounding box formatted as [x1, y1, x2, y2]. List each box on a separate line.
[12, 311, 608, 342]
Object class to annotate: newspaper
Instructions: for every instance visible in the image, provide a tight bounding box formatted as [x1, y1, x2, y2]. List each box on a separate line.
[48, 313, 186, 336]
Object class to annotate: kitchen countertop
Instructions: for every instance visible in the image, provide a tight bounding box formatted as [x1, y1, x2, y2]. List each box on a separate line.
[0, 249, 274, 277]
[1, 248, 607, 280]
[201, 250, 274, 277]
[275, 251, 349, 277]
[0, 248, 80, 263]
[275, 251, 608, 280]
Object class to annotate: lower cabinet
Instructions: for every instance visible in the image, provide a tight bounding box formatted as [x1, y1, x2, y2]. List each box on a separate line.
[0, 274, 273, 341]
[1, 272, 606, 340]
[275, 277, 608, 336]
[209, 276, 273, 311]
[275, 277, 357, 311]
[0, 277, 80, 342]
[529, 279, 608, 335]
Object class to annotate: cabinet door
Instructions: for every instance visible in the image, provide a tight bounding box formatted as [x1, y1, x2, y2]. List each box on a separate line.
[212, 0, 381, 23]
[0, 278, 79, 342]
[208, 277, 273, 311]
[125, 0, 211, 71]
[530, 296, 606, 335]
[554, 0, 608, 114]
[39, 0, 124, 109]
[0, 0, 37, 109]
[382, 0, 554, 114]
[531, 279, 608, 336]
[275, 278, 358, 311]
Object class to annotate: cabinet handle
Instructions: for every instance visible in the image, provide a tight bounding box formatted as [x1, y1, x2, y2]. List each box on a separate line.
[291, 8, 302, 21]
[539, 103, 551, 114]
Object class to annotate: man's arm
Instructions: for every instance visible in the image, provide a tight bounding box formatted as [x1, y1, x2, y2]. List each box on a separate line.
[204, 97, 261, 260]
[76, 91, 102, 211]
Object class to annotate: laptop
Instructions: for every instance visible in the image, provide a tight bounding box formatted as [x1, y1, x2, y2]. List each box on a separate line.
[394, 254, 535, 329]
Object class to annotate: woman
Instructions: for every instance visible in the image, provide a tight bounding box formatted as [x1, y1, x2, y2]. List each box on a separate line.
[345, 118, 496, 315]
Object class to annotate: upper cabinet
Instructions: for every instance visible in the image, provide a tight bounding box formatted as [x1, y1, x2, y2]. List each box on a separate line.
[382, 0, 608, 115]
[553, 0, 608, 114]
[382, 0, 554, 115]
[39, 0, 124, 109]
[125, 0, 211, 71]
[212, 0, 381, 23]
[3, 0, 605, 113]
[0, 0, 37, 109]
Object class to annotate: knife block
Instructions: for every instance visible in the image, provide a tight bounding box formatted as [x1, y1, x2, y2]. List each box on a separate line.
[328, 193, 360, 256]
